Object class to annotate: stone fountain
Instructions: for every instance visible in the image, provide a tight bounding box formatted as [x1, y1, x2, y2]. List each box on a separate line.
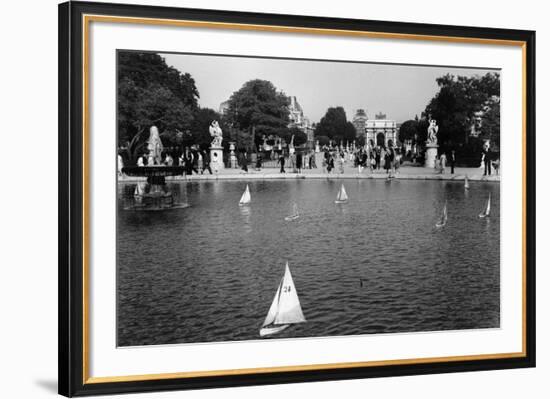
[122, 126, 187, 210]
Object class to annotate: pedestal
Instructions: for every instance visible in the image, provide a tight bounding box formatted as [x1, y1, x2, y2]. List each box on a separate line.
[229, 142, 237, 169]
[210, 146, 224, 170]
[424, 144, 438, 168]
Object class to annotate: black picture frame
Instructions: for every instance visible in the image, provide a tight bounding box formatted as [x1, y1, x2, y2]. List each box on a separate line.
[59, 1, 536, 396]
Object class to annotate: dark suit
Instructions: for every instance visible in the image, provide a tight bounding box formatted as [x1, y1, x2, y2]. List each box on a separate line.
[278, 155, 285, 173]
[483, 148, 492, 175]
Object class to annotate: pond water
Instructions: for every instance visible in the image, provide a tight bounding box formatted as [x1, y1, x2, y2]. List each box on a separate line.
[117, 179, 500, 346]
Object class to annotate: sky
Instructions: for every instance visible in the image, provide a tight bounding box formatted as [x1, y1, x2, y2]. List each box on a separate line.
[163, 52, 499, 124]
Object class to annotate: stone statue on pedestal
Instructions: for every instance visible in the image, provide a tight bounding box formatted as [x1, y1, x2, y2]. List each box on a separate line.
[427, 119, 439, 145]
[147, 125, 164, 165]
[209, 120, 223, 147]
[424, 119, 439, 168]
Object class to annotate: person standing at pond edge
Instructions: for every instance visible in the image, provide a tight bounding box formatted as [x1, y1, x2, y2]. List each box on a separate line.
[450, 150, 456, 174]
[483, 145, 492, 176]
[278, 153, 285, 173]
[241, 151, 248, 173]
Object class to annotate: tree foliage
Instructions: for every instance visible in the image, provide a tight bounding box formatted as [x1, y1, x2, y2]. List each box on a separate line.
[316, 135, 330, 146]
[314, 107, 356, 145]
[226, 79, 290, 146]
[117, 52, 199, 163]
[189, 108, 227, 150]
[398, 116, 429, 146]
[423, 72, 500, 150]
[281, 127, 308, 147]
[480, 96, 500, 148]
[398, 120, 419, 143]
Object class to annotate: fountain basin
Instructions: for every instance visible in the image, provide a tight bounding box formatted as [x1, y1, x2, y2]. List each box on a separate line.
[122, 166, 187, 210]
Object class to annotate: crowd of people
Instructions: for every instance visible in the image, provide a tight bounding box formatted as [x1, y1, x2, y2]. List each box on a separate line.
[119, 142, 500, 177]
[133, 147, 216, 175]
[318, 145, 403, 176]
[269, 144, 404, 176]
[276, 150, 318, 173]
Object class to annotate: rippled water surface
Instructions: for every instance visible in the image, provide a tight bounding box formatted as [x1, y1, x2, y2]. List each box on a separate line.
[117, 179, 500, 346]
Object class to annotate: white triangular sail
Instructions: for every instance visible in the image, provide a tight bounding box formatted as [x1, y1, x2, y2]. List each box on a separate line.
[262, 279, 282, 327]
[260, 262, 306, 336]
[274, 263, 306, 325]
[335, 184, 348, 203]
[464, 176, 470, 189]
[479, 193, 491, 218]
[239, 184, 251, 205]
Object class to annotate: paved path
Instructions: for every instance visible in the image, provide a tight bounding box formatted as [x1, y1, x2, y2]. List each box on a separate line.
[118, 165, 500, 183]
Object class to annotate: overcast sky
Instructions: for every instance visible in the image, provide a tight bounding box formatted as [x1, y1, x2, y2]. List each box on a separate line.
[163, 52, 498, 124]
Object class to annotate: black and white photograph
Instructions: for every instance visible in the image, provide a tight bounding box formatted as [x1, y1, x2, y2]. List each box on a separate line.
[116, 51, 501, 347]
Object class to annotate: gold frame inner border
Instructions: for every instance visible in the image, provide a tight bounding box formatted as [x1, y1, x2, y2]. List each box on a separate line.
[81, 13, 528, 384]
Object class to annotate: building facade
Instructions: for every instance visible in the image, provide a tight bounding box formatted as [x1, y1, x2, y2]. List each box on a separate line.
[354, 110, 398, 148]
[218, 100, 230, 115]
[352, 109, 369, 137]
[288, 96, 305, 127]
[288, 96, 314, 148]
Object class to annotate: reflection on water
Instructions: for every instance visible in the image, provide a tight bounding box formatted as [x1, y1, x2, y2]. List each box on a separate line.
[117, 179, 500, 346]
[238, 205, 252, 234]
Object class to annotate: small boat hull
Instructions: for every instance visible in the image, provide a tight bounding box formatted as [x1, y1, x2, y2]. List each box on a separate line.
[435, 222, 446, 228]
[478, 213, 488, 218]
[284, 215, 299, 221]
[259, 325, 289, 337]
[239, 202, 250, 207]
[334, 200, 348, 204]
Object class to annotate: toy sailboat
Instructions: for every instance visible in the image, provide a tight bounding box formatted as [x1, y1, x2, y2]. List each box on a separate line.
[259, 262, 306, 337]
[334, 184, 348, 204]
[435, 201, 448, 228]
[464, 175, 470, 190]
[479, 193, 491, 218]
[284, 203, 300, 221]
[239, 184, 251, 206]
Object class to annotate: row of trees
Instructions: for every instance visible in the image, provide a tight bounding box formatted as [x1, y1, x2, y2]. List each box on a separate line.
[118, 54, 312, 164]
[313, 107, 357, 147]
[224, 79, 307, 150]
[118, 53, 361, 165]
[225, 81, 362, 149]
[118, 52, 199, 163]
[398, 72, 500, 162]
[118, 52, 500, 166]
